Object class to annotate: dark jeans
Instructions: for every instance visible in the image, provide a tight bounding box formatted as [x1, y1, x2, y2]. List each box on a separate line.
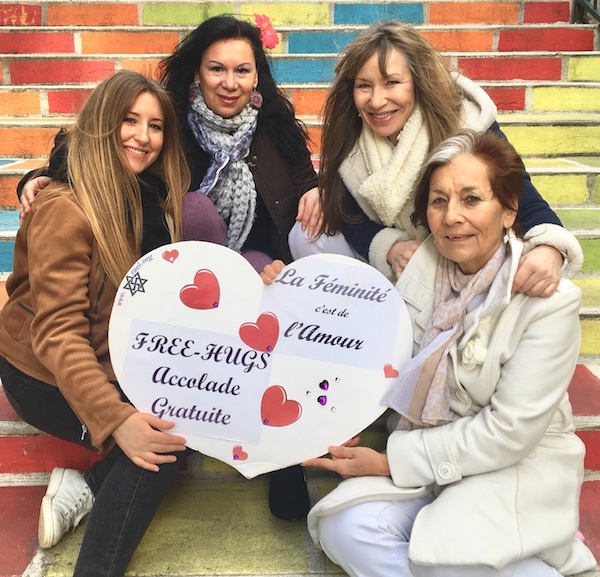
[0, 357, 188, 577]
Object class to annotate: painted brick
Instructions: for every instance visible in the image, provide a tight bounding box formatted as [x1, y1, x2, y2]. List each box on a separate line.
[577, 431, 600, 470]
[568, 56, 600, 81]
[501, 125, 600, 156]
[0, 31, 74, 54]
[0, 3, 41, 25]
[581, 319, 600, 354]
[580, 481, 600, 561]
[422, 29, 493, 52]
[271, 58, 337, 84]
[498, 27, 594, 52]
[569, 365, 600, 417]
[458, 56, 561, 81]
[0, 435, 101, 474]
[429, 2, 518, 25]
[10, 60, 115, 84]
[143, 2, 233, 26]
[246, 3, 330, 26]
[533, 86, 600, 112]
[48, 89, 93, 115]
[307, 126, 322, 155]
[288, 88, 328, 116]
[288, 31, 359, 54]
[0, 91, 40, 115]
[48, 3, 139, 26]
[523, 2, 570, 23]
[334, 3, 423, 25]
[484, 87, 525, 111]
[121, 58, 163, 79]
[0, 175, 21, 208]
[81, 31, 180, 55]
[530, 174, 590, 205]
[0, 385, 19, 420]
[0, 127, 66, 157]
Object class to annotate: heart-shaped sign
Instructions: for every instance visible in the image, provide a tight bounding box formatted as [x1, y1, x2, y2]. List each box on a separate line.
[109, 241, 412, 478]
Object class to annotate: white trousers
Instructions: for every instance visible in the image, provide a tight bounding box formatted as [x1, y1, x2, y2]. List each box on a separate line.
[318, 497, 563, 577]
[288, 221, 358, 260]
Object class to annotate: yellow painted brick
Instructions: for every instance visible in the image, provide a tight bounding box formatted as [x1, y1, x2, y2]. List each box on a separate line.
[530, 174, 589, 205]
[245, 3, 330, 26]
[568, 56, 600, 81]
[580, 319, 600, 356]
[533, 87, 600, 112]
[501, 126, 600, 156]
[142, 3, 233, 26]
[0, 92, 40, 116]
[594, 175, 600, 204]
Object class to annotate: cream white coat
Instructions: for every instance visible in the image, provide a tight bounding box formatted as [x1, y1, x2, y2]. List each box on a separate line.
[308, 232, 596, 575]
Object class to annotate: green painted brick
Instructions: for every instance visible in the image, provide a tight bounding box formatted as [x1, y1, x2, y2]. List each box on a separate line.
[533, 87, 600, 112]
[581, 239, 600, 274]
[245, 3, 330, 26]
[556, 209, 600, 230]
[595, 176, 600, 204]
[143, 3, 234, 26]
[531, 174, 590, 205]
[568, 56, 600, 81]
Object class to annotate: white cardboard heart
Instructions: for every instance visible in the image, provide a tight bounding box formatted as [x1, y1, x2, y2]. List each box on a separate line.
[108, 241, 412, 478]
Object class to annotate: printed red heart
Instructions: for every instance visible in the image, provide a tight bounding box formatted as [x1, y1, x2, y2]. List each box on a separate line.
[384, 363, 399, 378]
[239, 312, 279, 352]
[232, 445, 248, 461]
[261, 385, 302, 427]
[179, 269, 220, 310]
[162, 249, 179, 263]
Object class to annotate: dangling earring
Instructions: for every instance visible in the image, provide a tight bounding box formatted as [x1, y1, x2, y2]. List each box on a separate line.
[250, 89, 263, 109]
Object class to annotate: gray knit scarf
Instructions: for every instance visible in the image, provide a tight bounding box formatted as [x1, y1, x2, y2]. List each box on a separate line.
[187, 86, 259, 252]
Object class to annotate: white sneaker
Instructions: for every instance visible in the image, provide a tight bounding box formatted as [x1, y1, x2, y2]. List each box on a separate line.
[38, 467, 95, 548]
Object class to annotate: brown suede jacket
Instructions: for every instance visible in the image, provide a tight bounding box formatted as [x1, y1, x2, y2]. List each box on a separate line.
[0, 188, 136, 453]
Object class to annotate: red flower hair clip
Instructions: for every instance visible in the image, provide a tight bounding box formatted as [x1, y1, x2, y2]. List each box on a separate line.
[254, 14, 279, 49]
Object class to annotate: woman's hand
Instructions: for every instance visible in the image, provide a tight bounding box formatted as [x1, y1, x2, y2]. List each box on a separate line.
[387, 240, 421, 278]
[112, 412, 187, 472]
[260, 259, 285, 285]
[296, 187, 323, 237]
[303, 444, 390, 479]
[512, 244, 563, 297]
[20, 175, 51, 222]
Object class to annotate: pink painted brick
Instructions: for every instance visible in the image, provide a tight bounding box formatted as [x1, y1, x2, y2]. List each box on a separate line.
[499, 27, 594, 52]
[48, 89, 93, 115]
[0, 3, 41, 25]
[484, 87, 525, 111]
[458, 56, 562, 80]
[0, 31, 74, 54]
[10, 60, 115, 84]
[524, 2, 570, 23]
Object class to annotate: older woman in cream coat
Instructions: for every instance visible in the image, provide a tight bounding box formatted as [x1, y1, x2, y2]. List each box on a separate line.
[303, 131, 597, 577]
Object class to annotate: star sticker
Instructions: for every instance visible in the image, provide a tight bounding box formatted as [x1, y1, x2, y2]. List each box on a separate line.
[123, 272, 148, 296]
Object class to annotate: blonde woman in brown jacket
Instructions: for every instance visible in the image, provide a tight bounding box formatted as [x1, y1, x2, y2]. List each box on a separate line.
[0, 70, 199, 576]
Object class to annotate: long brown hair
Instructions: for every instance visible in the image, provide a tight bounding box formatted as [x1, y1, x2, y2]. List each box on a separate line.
[320, 21, 463, 234]
[58, 70, 189, 286]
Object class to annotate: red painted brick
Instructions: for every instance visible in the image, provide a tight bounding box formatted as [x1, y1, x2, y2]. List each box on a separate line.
[576, 431, 600, 470]
[0, 31, 74, 54]
[524, 2, 570, 23]
[579, 480, 600, 560]
[0, 3, 41, 25]
[0, 175, 21, 208]
[484, 87, 525, 111]
[0, 486, 46, 577]
[458, 57, 562, 81]
[0, 435, 101, 474]
[48, 3, 139, 26]
[10, 60, 115, 84]
[0, 387, 20, 421]
[429, 2, 518, 25]
[569, 365, 600, 417]
[499, 28, 595, 52]
[48, 89, 93, 115]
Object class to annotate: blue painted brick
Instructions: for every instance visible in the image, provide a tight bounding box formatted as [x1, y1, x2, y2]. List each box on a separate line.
[271, 58, 337, 84]
[334, 3, 424, 25]
[288, 31, 360, 54]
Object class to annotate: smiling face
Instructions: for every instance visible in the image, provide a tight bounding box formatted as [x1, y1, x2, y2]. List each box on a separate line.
[353, 48, 415, 145]
[195, 38, 259, 119]
[120, 91, 164, 174]
[426, 154, 517, 274]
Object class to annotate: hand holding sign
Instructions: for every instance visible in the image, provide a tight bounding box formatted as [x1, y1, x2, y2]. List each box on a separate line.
[109, 242, 412, 478]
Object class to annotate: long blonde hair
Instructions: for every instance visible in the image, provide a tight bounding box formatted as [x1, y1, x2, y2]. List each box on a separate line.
[320, 21, 463, 234]
[57, 70, 189, 286]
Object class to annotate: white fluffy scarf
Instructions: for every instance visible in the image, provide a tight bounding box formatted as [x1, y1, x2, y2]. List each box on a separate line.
[339, 73, 497, 237]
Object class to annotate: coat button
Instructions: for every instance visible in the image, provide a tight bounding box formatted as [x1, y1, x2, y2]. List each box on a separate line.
[437, 461, 455, 480]
[456, 390, 470, 405]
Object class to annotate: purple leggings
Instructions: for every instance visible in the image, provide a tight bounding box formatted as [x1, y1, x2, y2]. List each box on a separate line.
[182, 192, 272, 272]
